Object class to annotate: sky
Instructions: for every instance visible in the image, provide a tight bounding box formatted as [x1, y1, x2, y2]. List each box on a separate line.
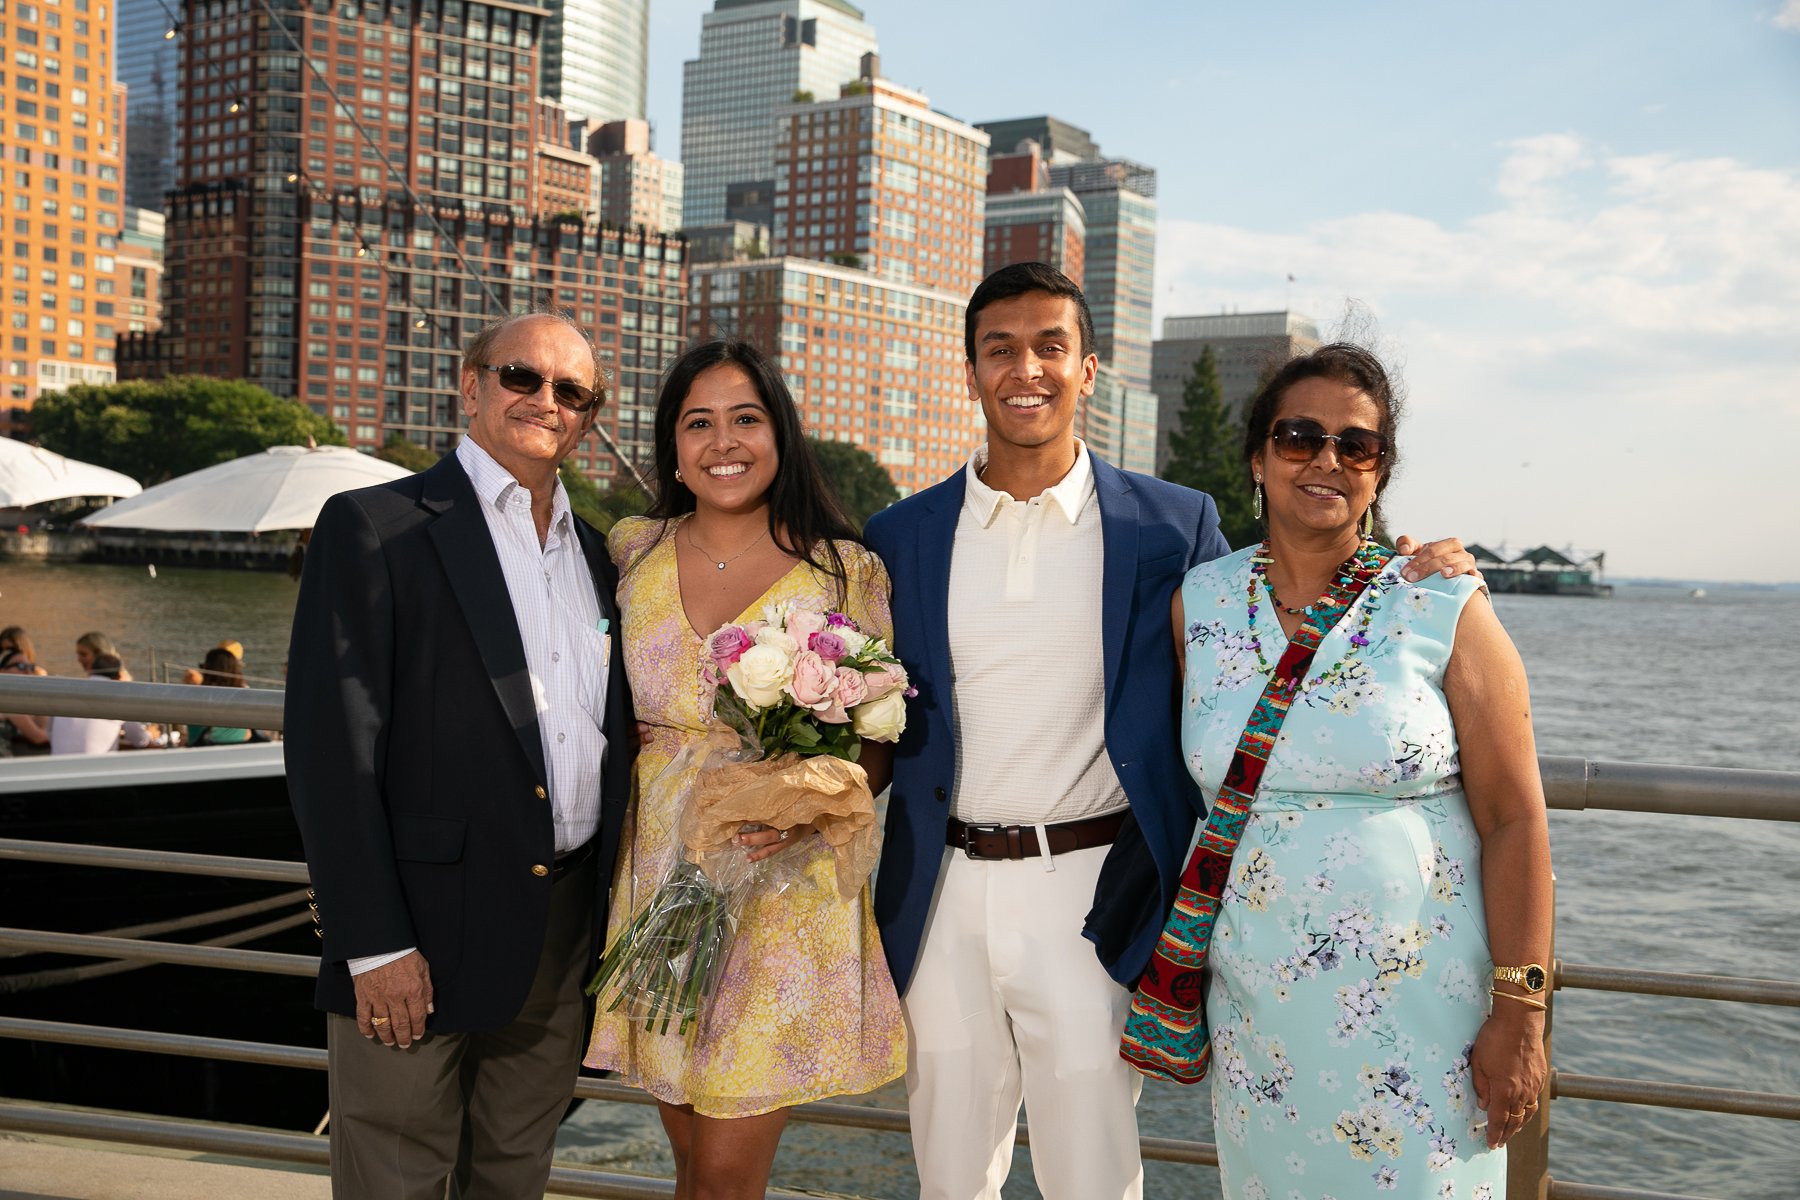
[641, 1, 1800, 583]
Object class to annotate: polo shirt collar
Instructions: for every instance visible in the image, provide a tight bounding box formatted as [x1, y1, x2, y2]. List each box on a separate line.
[962, 440, 1095, 527]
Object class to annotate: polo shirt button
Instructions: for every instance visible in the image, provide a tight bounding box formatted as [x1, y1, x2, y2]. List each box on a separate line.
[534, 785, 547, 799]
[557, 732, 565, 743]
[531, 864, 549, 877]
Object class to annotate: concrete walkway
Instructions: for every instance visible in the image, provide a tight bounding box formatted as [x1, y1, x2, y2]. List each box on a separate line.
[0, 1135, 591, 1199]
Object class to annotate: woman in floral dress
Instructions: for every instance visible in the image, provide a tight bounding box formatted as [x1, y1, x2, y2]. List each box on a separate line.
[1173, 345, 1552, 1199]
[584, 340, 905, 1198]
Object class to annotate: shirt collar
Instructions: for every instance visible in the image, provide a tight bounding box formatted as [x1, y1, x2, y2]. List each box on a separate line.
[962, 440, 1095, 527]
[456, 437, 573, 535]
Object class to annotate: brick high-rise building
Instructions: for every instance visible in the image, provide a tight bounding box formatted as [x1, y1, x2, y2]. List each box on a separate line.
[0, 1, 127, 433]
[770, 65, 986, 296]
[981, 139, 1084, 287]
[589, 119, 683, 233]
[132, 0, 685, 486]
[688, 256, 979, 495]
[680, 0, 878, 229]
[683, 62, 986, 493]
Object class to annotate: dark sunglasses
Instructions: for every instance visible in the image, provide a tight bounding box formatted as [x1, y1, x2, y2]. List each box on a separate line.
[1269, 418, 1387, 472]
[481, 363, 600, 413]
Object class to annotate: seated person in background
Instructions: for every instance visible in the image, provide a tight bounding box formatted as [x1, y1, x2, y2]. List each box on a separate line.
[49, 653, 152, 756]
[0, 647, 51, 754]
[0, 626, 49, 675]
[186, 647, 260, 746]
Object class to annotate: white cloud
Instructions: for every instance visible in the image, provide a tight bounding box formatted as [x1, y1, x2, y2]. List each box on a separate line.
[1156, 138, 1800, 581]
[1774, 1, 1800, 31]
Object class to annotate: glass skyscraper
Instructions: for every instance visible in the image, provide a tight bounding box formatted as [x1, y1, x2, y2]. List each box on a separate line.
[680, 0, 878, 228]
[117, 0, 181, 211]
[540, 0, 650, 124]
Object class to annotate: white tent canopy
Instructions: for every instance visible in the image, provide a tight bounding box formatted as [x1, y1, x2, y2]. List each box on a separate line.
[82, 445, 411, 534]
[0, 437, 143, 508]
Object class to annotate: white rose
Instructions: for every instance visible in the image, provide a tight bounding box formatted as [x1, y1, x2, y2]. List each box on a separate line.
[753, 626, 799, 655]
[850, 688, 908, 742]
[727, 643, 793, 709]
[835, 627, 869, 654]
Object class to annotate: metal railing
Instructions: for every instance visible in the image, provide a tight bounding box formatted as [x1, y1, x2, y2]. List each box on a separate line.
[1, 676, 1797, 1199]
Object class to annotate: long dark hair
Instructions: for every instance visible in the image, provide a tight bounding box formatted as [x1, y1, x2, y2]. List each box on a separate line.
[1241, 342, 1405, 527]
[642, 339, 860, 597]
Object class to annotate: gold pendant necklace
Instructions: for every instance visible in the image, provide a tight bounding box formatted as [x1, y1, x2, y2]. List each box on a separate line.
[686, 521, 769, 571]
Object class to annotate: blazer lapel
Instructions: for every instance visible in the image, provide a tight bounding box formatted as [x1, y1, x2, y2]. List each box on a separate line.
[421, 457, 549, 787]
[913, 469, 963, 712]
[1094, 458, 1140, 719]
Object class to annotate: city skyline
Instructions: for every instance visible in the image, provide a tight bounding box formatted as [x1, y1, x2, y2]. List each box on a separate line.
[646, 0, 1800, 582]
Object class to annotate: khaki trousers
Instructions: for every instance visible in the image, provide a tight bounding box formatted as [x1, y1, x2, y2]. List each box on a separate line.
[325, 854, 594, 1200]
[903, 844, 1145, 1200]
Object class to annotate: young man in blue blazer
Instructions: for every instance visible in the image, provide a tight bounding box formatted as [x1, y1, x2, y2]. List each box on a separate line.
[863, 263, 1468, 1198]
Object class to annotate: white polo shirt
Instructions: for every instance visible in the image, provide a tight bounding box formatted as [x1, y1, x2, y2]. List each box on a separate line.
[945, 441, 1128, 826]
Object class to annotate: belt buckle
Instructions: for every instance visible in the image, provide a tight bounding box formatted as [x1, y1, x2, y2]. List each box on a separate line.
[962, 823, 1004, 859]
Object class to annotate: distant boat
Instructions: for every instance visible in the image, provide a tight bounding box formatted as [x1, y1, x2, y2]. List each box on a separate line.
[1691, 588, 1707, 599]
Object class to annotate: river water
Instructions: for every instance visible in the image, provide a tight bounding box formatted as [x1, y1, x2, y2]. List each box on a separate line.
[2, 563, 1796, 1196]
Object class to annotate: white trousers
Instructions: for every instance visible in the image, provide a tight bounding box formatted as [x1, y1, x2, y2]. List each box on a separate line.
[903, 844, 1144, 1200]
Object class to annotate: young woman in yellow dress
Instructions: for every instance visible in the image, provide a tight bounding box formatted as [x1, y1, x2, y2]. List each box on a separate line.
[583, 339, 905, 1198]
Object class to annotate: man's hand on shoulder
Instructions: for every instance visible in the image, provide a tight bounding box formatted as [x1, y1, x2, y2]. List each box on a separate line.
[353, 950, 434, 1048]
[1394, 536, 1479, 584]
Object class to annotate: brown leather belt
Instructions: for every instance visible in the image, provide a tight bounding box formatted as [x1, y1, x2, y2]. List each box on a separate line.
[946, 810, 1128, 861]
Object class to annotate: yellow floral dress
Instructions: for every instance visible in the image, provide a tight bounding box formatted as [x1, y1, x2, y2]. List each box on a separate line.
[583, 516, 907, 1117]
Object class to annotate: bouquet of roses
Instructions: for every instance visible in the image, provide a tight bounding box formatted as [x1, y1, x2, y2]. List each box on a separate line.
[586, 601, 911, 1038]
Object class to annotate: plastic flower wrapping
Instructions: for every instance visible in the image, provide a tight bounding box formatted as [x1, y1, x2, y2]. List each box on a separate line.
[585, 601, 913, 1038]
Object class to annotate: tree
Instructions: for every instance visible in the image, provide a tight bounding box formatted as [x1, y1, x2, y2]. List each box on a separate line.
[31, 376, 345, 485]
[376, 433, 441, 473]
[560, 464, 648, 535]
[1160, 347, 1259, 550]
[809, 437, 899, 530]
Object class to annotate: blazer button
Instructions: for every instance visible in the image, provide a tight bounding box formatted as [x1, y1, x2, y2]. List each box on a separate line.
[531, 864, 549, 877]
[534, 786, 547, 800]
[313, 927, 324, 939]
[934, 787, 946, 801]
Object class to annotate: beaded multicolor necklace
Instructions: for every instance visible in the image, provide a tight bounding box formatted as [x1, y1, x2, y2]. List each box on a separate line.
[1245, 537, 1392, 692]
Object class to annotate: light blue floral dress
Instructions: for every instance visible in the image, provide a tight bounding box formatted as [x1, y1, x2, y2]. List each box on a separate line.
[1181, 546, 1501, 1200]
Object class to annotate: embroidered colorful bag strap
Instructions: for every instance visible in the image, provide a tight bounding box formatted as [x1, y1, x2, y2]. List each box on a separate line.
[1119, 540, 1393, 1084]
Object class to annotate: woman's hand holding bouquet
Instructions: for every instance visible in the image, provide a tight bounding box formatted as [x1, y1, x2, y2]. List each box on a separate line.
[585, 602, 911, 1038]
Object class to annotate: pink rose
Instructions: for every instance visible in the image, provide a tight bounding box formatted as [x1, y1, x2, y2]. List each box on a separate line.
[784, 610, 826, 641]
[834, 666, 870, 709]
[785, 649, 838, 710]
[861, 662, 908, 700]
[706, 625, 752, 669]
[808, 631, 848, 662]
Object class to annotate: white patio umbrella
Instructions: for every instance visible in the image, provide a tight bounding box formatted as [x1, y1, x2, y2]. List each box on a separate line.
[0, 437, 142, 507]
[82, 445, 412, 534]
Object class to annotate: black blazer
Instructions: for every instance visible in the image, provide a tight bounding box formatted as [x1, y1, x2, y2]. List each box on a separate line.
[285, 455, 634, 1031]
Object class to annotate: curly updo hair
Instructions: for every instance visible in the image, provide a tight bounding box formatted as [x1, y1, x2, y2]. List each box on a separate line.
[1241, 342, 1406, 526]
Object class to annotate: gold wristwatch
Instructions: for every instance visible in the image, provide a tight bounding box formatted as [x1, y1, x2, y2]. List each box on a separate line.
[1492, 963, 1548, 993]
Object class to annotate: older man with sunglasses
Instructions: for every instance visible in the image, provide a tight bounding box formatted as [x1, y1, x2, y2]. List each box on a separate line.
[286, 310, 635, 1199]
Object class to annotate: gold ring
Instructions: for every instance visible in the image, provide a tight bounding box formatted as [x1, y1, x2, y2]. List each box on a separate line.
[369, 1016, 389, 1026]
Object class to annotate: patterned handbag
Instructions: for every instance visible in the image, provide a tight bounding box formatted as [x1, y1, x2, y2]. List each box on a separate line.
[1119, 542, 1391, 1084]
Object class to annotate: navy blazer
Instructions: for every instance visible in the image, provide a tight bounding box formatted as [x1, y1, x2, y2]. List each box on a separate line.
[285, 454, 635, 1031]
[864, 455, 1231, 996]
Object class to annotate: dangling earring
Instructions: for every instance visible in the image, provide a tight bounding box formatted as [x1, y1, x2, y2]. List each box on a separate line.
[1361, 503, 1375, 537]
[1253, 475, 1264, 521]
[674, 469, 683, 483]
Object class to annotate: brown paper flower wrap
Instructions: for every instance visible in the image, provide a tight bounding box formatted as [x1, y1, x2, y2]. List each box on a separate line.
[677, 734, 881, 902]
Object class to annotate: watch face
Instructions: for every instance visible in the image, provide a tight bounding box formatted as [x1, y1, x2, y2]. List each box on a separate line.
[1525, 964, 1547, 991]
